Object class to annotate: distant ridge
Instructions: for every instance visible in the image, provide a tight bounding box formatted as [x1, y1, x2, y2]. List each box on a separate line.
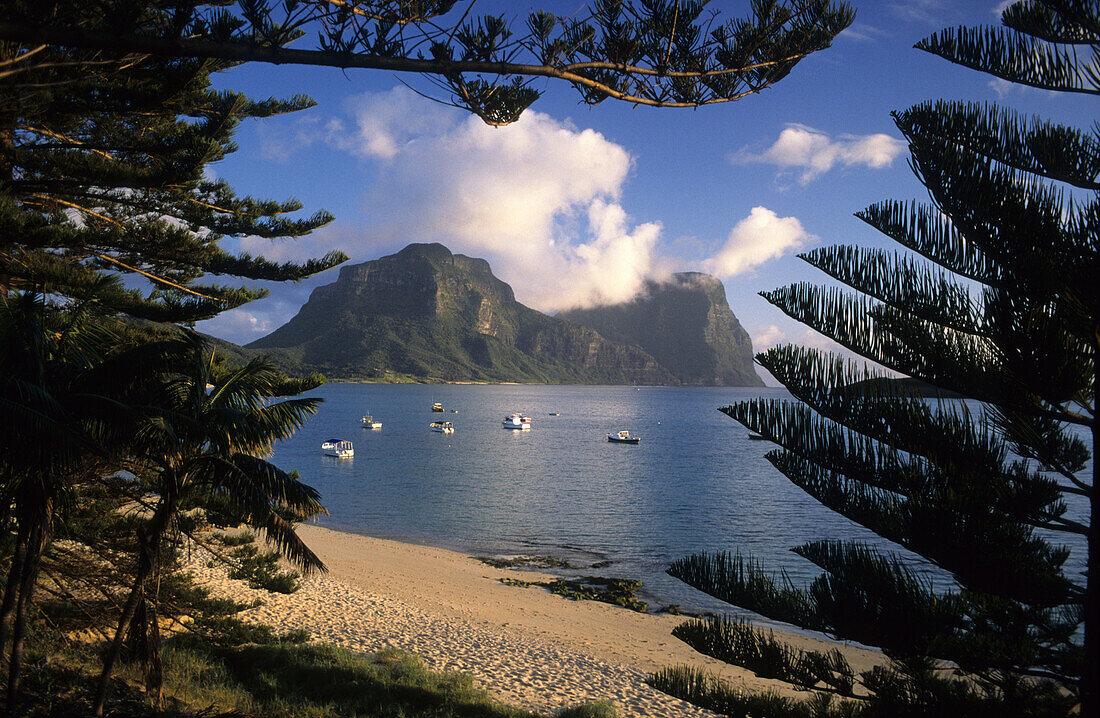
[559, 273, 763, 387]
[246, 243, 761, 385]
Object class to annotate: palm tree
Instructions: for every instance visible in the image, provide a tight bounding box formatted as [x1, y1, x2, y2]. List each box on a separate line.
[0, 290, 134, 711]
[92, 332, 327, 715]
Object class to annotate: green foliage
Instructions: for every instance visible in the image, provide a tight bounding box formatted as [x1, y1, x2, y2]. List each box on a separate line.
[227, 544, 303, 594]
[0, 2, 344, 323]
[664, 2, 1096, 716]
[672, 616, 854, 695]
[649, 666, 852, 718]
[217, 531, 259, 548]
[13, 612, 548, 717]
[554, 701, 618, 718]
[0, 1, 854, 126]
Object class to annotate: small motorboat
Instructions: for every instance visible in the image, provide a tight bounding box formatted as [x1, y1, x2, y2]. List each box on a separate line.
[607, 431, 640, 444]
[431, 402, 444, 412]
[429, 421, 455, 434]
[548, 412, 560, 416]
[748, 433, 768, 441]
[502, 413, 532, 430]
[361, 414, 382, 429]
[322, 439, 354, 457]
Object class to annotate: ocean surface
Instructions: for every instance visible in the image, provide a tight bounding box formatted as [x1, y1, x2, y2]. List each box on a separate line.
[271, 383, 1089, 618]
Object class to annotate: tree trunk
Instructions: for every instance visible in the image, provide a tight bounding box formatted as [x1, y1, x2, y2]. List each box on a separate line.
[92, 571, 144, 717]
[93, 494, 174, 716]
[5, 519, 46, 713]
[0, 523, 29, 672]
[144, 563, 164, 708]
[1083, 374, 1098, 718]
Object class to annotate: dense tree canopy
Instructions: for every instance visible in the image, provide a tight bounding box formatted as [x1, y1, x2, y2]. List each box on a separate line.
[1, 0, 855, 125]
[0, 2, 861, 714]
[0, 2, 348, 322]
[659, 1, 1097, 716]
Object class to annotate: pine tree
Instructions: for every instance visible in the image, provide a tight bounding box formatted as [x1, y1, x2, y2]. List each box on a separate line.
[659, 2, 1097, 716]
[0, 0, 346, 321]
[0, 0, 855, 127]
[1, 2, 342, 707]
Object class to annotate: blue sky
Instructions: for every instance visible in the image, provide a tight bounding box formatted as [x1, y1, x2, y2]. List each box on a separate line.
[195, 1, 1093, 384]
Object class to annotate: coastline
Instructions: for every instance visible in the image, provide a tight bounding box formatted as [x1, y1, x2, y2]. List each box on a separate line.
[187, 524, 882, 718]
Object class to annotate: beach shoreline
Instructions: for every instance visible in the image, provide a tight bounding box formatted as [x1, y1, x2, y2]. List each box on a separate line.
[188, 524, 880, 717]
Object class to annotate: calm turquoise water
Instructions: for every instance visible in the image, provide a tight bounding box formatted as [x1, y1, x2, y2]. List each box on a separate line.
[271, 383, 1088, 616]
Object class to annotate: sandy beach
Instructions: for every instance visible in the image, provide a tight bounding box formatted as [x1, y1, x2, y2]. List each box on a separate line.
[187, 524, 880, 717]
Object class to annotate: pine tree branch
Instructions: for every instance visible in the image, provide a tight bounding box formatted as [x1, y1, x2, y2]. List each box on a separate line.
[0, 22, 824, 111]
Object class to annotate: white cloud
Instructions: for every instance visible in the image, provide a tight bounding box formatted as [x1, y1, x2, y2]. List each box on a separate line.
[704, 207, 813, 278]
[333, 91, 455, 160]
[339, 88, 668, 311]
[752, 324, 788, 350]
[734, 123, 907, 185]
[258, 88, 815, 314]
[196, 309, 272, 344]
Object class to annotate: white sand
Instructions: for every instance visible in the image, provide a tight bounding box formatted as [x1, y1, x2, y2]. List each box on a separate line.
[187, 524, 880, 717]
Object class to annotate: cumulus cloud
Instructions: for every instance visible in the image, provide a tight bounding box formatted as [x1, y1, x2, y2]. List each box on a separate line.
[734, 123, 907, 185]
[334, 88, 669, 311]
[258, 87, 813, 313]
[704, 207, 813, 278]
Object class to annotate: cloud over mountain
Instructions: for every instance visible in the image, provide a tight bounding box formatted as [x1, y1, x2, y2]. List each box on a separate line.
[242, 88, 812, 324]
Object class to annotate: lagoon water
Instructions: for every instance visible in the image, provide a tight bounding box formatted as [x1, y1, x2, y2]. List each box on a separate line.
[272, 382, 1089, 616]
[272, 383, 886, 614]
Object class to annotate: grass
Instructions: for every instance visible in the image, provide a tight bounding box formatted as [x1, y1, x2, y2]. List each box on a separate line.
[14, 624, 577, 717]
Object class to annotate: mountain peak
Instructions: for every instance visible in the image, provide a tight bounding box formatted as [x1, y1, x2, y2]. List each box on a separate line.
[560, 272, 763, 386]
[247, 243, 673, 383]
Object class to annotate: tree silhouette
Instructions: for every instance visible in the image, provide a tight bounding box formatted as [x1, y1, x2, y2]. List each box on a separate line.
[92, 333, 328, 714]
[661, 2, 1096, 716]
[1, 0, 854, 126]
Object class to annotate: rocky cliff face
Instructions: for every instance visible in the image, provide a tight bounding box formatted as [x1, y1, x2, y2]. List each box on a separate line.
[559, 273, 763, 386]
[247, 243, 675, 384]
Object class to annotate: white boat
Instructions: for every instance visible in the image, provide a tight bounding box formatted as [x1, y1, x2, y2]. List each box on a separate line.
[429, 421, 454, 434]
[322, 439, 354, 457]
[502, 413, 532, 430]
[431, 402, 444, 412]
[607, 430, 640, 444]
[361, 414, 382, 429]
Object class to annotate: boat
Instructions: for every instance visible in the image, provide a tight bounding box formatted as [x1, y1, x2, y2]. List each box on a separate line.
[748, 433, 768, 441]
[361, 414, 382, 429]
[431, 402, 444, 412]
[548, 412, 560, 416]
[502, 413, 532, 430]
[429, 421, 454, 433]
[607, 430, 640, 444]
[322, 439, 354, 457]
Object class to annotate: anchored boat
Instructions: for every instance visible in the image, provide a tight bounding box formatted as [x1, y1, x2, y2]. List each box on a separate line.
[502, 413, 532, 430]
[321, 439, 354, 457]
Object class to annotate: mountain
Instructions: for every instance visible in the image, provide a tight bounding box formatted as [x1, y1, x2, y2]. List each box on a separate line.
[246, 243, 675, 384]
[559, 273, 764, 386]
